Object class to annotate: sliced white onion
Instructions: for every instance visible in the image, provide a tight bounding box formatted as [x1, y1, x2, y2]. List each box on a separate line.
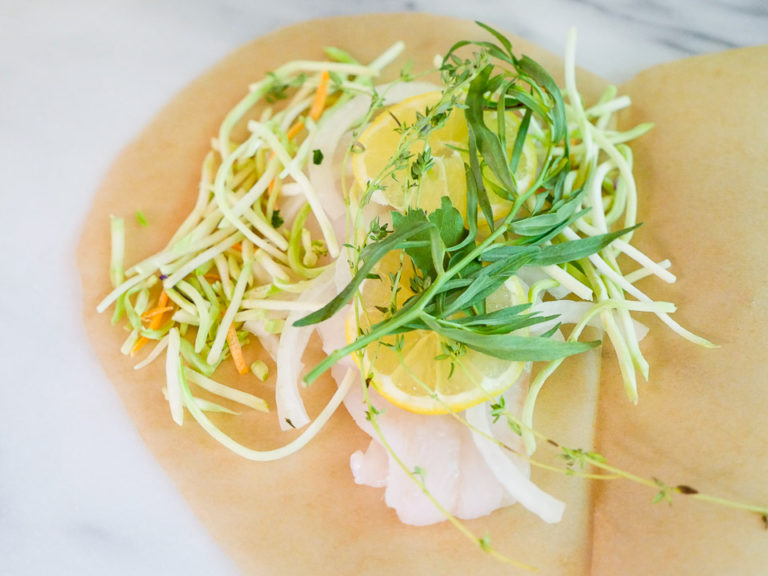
[465, 402, 565, 524]
[274, 266, 338, 430]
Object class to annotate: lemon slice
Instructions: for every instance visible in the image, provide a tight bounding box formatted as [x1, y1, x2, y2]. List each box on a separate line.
[352, 91, 538, 222]
[347, 250, 527, 415]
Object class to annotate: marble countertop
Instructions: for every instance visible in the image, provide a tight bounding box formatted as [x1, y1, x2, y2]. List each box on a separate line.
[1, 1, 765, 574]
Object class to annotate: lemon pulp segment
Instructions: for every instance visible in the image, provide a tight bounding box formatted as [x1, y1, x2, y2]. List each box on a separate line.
[348, 251, 527, 415]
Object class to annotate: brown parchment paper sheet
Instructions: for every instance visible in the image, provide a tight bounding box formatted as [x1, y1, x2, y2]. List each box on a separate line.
[591, 46, 768, 576]
[76, 13, 767, 576]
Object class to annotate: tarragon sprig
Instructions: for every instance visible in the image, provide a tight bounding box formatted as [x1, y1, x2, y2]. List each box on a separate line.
[295, 25, 631, 383]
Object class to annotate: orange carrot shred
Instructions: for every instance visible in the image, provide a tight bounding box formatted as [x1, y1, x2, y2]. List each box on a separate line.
[132, 290, 170, 355]
[140, 306, 173, 321]
[226, 325, 249, 375]
[309, 70, 330, 121]
[131, 338, 149, 355]
[285, 120, 305, 140]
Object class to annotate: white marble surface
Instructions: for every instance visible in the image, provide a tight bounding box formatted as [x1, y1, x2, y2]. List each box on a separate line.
[0, 1, 765, 574]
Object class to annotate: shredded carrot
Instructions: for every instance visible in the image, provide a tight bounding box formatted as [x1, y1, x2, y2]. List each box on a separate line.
[203, 273, 221, 281]
[226, 325, 249, 375]
[130, 338, 147, 355]
[259, 74, 327, 214]
[285, 120, 305, 140]
[132, 290, 170, 354]
[141, 306, 174, 320]
[231, 242, 242, 252]
[309, 70, 330, 121]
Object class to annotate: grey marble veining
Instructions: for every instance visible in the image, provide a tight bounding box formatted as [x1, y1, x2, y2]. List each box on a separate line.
[0, 1, 766, 575]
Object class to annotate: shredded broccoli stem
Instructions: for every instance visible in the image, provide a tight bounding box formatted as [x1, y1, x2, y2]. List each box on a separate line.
[207, 245, 253, 365]
[184, 367, 268, 412]
[165, 328, 184, 425]
[177, 367, 354, 461]
[176, 280, 212, 353]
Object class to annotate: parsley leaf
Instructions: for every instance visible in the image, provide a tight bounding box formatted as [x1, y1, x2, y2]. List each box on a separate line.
[270, 210, 284, 229]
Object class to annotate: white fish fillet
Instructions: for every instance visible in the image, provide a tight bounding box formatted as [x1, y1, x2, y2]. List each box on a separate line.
[330, 363, 564, 526]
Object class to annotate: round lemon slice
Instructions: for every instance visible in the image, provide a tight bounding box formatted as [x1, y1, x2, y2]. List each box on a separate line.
[352, 91, 538, 222]
[347, 250, 528, 415]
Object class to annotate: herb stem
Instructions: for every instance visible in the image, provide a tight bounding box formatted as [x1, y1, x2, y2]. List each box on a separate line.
[360, 376, 536, 569]
[688, 494, 768, 516]
[304, 192, 532, 385]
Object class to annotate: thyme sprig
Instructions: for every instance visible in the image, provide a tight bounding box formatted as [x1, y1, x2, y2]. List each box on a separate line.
[489, 401, 768, 524]
[359, 371, 537, 570]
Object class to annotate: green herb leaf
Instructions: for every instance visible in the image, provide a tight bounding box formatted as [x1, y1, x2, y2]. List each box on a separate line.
[447, 306, 557, 335]
[474, 21, 516, 61]
[439, 247, 538, 317]
[465, 65, 517, 196]
[517, 55, 567, 141]
[391, 208, 433, 277]
[483, 224, 640, 267]
[421, 314, 598, 361]
[270, 209, 284, 229]
[510, 190, 587, 238]
[294, 219, 433, 327]
[429, 196, 466, 250]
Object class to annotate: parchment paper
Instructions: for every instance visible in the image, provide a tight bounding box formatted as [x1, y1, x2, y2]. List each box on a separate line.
[77, 13, 767, 575]
[592, 45, 768, 576]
